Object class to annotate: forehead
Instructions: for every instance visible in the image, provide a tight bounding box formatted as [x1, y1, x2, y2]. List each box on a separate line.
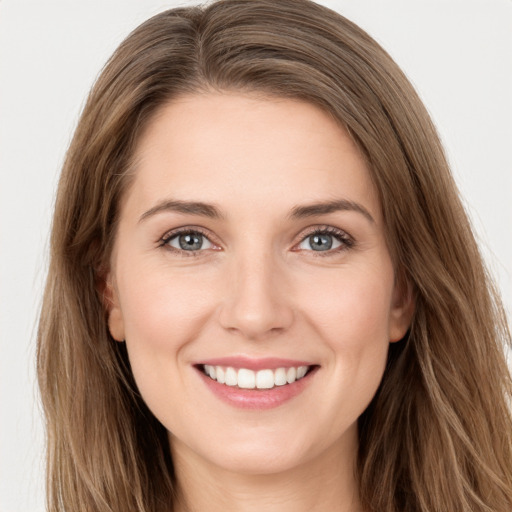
[124, 92, 380, 223]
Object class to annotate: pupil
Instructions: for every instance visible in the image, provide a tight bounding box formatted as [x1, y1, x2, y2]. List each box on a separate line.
[310, 234, 332, 251]
[179, 233, 202, 250]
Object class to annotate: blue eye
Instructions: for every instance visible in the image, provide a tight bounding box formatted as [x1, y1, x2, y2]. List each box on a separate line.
[164, 231, 214, 252]
[297, 228, 352, 253]
[304, 233, 339, 251]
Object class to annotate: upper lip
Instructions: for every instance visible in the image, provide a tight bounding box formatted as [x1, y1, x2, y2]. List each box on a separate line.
[195, 356, 315, 371]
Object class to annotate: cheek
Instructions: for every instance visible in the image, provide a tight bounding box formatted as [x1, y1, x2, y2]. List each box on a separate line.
[115, 260, 221, 400]
[298, 264, 394, 397]
[301, 264, 395, 347]
[118, 261, 217, 347]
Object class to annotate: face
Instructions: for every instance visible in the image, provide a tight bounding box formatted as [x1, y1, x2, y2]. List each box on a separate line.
[106, 92, 412, 477]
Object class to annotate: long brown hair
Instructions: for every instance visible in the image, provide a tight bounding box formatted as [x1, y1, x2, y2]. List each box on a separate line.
[37, 1, 512, 510]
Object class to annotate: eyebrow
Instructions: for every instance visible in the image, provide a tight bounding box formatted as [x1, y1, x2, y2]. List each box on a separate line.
[289, 199, 375, 223]
[139, 199, 225, 222]
[139, 198, 374, 224]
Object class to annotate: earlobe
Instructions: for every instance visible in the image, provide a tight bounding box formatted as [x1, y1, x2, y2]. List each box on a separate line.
[107, 307, 126, 342]
[98, 271, 125, 342]
[389, 278, 415, 343]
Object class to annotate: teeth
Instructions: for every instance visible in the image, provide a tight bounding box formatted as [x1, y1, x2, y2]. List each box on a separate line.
[238, 368, 256, 389]
[286, 367, 297, 384]
[297, 366, 308, 379]
[256, 369, 274, 389]
[202, 364, 311, 389]
[274, 367, 287, 386]
[205, 365, 216, 379]
[225, 367, 237, 386]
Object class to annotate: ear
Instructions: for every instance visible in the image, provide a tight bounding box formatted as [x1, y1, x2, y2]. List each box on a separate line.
[97, 268, 125, 342]
[388, 277, 415, 343]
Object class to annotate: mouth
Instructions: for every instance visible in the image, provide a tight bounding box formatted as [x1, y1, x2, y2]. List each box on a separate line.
[198, 364, 316, 390]
[194, 357, 319, 409]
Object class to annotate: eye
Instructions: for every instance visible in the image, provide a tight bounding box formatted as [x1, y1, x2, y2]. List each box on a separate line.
[296, 227, 353, 254]
[162, 229, 215, 254]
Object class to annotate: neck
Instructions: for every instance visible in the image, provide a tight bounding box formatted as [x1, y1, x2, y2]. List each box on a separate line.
[170, 433, 363, 512]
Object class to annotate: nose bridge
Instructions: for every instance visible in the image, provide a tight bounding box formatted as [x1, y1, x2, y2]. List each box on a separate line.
[218, 244, 294, 340]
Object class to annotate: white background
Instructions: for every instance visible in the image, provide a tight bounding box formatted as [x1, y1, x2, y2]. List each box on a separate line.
[1, 1, 511, 510]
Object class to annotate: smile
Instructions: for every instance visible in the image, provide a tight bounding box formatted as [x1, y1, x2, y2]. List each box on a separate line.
[201, 364, 311, 389]
[195, 357, 318, 409]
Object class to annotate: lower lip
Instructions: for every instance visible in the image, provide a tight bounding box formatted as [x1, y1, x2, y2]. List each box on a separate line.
[196, 367, 317, 410]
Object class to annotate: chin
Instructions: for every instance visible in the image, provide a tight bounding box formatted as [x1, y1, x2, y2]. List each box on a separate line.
[209, 445, 313, 476]
[171, 421, 355, 478]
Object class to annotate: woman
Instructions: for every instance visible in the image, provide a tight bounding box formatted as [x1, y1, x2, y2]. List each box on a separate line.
[37, 0, 512, 510]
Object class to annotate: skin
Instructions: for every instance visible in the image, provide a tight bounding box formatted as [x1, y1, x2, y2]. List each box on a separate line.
[105, 92, 414, 512]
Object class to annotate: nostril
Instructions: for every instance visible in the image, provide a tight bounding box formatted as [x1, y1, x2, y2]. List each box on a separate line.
[217, 302, 295, 340]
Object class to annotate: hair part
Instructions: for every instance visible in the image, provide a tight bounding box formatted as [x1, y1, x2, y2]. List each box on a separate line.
[37, 1, 512, 510]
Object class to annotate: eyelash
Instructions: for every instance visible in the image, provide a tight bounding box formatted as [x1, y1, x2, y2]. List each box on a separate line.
[159, 225, 354, 258]
[159, 226, 214, 257]
[299, 226, 355, 256]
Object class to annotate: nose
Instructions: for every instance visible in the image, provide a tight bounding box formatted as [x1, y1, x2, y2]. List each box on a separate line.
[217, 251, 294, 341]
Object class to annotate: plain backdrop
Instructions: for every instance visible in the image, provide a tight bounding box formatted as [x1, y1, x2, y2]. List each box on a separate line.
[1, 1, 511, 510]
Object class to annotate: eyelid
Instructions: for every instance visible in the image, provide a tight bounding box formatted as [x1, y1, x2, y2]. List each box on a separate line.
[293, 225, 354, 254]
[158, 224, 354, 257]
[159, 226, 221, 255]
